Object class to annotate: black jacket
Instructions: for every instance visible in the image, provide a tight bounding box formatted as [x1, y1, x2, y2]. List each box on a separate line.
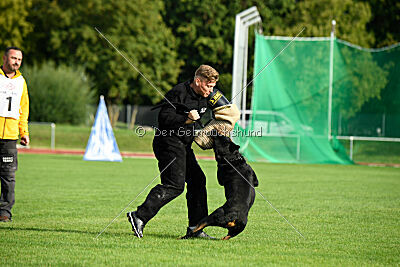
[156, 80, 209, 145]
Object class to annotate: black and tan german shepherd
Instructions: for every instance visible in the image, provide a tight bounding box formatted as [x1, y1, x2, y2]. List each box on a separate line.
[182, 134, 258, 240]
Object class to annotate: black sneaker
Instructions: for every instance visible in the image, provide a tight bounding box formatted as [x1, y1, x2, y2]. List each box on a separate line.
[127, 211, 145, 238]
[181, 226, 215, 239]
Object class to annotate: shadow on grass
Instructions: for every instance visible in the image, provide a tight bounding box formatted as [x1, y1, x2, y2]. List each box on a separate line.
[0, 225, 123, 237]
[145, 232, 222, 241]
[142, 232, 182, 239]
[0, 225, 206, 240]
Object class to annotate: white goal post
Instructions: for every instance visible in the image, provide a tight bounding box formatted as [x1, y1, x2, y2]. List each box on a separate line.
[231, 6, 262, 128]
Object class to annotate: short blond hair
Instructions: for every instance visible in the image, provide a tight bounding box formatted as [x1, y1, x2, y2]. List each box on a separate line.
[195, 65, 219, 82]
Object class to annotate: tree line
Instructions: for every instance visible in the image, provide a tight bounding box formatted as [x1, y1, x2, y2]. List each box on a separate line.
[0, 0, 398, 121]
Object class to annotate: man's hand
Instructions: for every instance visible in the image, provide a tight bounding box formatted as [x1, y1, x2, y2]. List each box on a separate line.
[20, 135, 30, 146]
[185, 110, 200, 124]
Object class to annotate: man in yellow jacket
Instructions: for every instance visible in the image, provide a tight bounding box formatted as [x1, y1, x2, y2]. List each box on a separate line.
[0, 46, 29, 222]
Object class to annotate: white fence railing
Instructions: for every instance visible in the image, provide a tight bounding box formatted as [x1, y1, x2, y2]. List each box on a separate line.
[29, 122, 56, 150]
[335, 136, 400, 160]
[240, 110, 400, 161]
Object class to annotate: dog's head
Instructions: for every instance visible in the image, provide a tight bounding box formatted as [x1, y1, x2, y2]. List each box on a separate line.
[212, 132, 242, 164]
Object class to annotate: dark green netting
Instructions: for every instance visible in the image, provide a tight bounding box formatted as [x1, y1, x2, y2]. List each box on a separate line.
[235, 33, 400, 164]
[332, 40, 400, 137]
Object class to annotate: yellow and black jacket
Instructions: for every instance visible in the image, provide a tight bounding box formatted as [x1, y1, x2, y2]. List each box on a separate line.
[0, 68, 29, 140]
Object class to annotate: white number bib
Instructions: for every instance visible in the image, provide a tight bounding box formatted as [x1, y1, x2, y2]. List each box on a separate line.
[0, 74, 24, 119]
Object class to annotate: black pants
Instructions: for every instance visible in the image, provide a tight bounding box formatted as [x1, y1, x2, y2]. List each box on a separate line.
[0, 140, 18, 218]
[136, 137, 208, 226]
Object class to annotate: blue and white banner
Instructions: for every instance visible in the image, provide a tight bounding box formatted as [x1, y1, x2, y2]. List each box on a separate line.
[83, 96, 122, 162]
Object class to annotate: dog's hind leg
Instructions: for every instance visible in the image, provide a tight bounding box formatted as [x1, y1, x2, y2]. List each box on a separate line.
[192, 207, 225, 233]
[193, 222, 208, 233]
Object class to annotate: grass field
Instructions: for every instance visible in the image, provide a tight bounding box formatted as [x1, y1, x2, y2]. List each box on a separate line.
[1, 153, 399, 265]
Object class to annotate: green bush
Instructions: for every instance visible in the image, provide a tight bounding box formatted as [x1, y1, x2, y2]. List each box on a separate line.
[22, 62, 94, 124]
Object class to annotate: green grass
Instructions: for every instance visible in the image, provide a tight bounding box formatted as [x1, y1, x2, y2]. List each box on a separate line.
[1, 154, 399, 265]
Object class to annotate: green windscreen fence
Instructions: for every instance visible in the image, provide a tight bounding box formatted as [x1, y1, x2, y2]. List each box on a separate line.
[235, 33, 400, 164]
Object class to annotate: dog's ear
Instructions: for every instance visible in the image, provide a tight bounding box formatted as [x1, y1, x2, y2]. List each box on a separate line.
[219, 134, 231, 143]
[229, 142, 240, 153]
[252, 170, 259, 187]
[213, 134, 231, 147]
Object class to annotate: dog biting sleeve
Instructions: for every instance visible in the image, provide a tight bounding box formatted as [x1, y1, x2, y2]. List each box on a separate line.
[194, 104, 241, 149]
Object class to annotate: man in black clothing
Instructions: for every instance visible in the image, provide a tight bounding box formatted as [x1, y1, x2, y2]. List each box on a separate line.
[127, 65, 219, 238]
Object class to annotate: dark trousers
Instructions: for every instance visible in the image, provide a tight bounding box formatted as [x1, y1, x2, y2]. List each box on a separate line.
[136, 137, 208, 226]
[0, 140, 18, 218]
